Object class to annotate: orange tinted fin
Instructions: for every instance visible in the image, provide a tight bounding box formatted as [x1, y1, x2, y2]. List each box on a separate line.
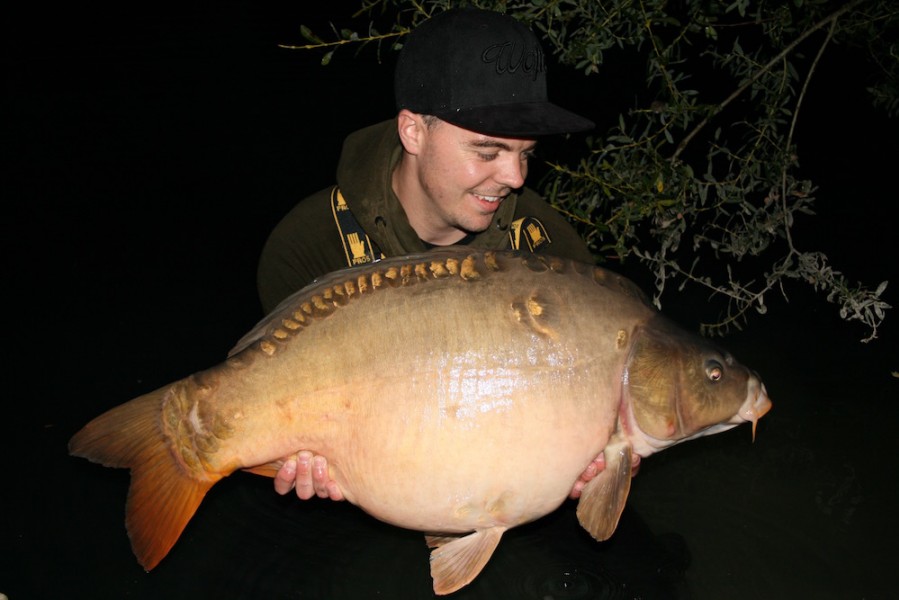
[575, 440, 633, 541]
[429, 527, 506, 595]
[69, 383, 220, 570]
[242, 463, 281, 478]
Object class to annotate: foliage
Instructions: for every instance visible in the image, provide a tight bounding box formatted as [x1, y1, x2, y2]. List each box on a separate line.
[282, 0, 897, 341]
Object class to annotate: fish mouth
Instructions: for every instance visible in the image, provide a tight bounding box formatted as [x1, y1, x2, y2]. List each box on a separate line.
[731, 377, 772, 441]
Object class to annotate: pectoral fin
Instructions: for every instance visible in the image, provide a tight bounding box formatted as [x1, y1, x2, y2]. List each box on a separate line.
[576, 441, 633, 541]
[429, 527, 506, 595]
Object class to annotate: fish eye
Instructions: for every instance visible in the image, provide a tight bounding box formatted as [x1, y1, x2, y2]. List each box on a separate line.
[706, 361, 724, 382]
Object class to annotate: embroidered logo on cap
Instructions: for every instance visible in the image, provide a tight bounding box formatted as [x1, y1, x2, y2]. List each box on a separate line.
[481, 42, 545, 81]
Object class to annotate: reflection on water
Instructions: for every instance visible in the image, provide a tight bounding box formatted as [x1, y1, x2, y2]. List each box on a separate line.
[522, 564, 617, 599]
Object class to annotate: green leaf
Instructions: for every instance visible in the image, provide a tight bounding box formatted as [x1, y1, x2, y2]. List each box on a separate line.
[300, 25, 323, 44]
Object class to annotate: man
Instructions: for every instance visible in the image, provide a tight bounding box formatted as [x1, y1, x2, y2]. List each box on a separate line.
[257, 8, 627, 502]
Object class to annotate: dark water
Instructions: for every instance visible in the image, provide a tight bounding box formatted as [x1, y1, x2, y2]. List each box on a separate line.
[5, 2, 897, 599]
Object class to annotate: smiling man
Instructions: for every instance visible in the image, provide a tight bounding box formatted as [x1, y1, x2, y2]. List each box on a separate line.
[256, 8, 603, 500]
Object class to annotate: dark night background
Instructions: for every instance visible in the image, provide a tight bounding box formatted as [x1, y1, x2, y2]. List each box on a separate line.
[4, 2, 898, 599]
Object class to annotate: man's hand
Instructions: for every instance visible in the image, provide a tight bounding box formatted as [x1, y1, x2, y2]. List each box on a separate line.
[568, 451, 641, 499]
[274, 450, 344, 501]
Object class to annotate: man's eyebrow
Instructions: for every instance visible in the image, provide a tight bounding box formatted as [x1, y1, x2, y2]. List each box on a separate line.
[467, 139, 538, 152]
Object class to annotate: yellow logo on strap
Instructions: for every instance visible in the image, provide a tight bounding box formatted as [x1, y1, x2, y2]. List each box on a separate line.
[509, 216, 551, 251]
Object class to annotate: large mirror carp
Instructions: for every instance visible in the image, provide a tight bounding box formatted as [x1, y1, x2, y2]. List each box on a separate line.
[70, 248, 772, 595]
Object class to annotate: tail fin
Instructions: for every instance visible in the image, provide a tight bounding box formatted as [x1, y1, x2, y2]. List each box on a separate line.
[69, 384, 219, 570]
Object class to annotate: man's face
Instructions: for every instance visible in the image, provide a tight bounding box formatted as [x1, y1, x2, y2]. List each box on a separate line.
[414, 119, 536, 237]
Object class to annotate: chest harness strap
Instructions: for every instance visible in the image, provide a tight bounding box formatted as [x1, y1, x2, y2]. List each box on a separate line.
[331, 187, 384, 267]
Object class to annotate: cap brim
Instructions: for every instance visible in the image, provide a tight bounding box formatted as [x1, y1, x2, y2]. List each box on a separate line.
[434, 102, 595, 138]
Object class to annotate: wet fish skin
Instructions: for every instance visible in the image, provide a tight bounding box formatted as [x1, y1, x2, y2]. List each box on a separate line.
[69, 248, 771, 595]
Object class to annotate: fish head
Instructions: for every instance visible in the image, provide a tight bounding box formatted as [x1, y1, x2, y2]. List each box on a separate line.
[622, 315, 772, 455]
[576, 314, 771, 544]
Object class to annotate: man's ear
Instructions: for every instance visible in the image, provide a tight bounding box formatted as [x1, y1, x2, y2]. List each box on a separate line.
[396, 109, 427, 155]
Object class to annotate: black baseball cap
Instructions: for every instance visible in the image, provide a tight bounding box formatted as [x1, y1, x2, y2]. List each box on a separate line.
[394, 8, 595, 138]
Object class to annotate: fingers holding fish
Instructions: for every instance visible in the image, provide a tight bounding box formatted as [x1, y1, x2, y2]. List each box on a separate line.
[630, 453, 641, 476]
[274, 451, 345, 501]
[311, 455, 344, 501]
[274, 455, 299, 496]
[568, 451, 641, 499]
[568, 454, 605, 499]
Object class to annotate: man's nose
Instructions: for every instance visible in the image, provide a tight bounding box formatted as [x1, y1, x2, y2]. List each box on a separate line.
[496, 155, 526, 189]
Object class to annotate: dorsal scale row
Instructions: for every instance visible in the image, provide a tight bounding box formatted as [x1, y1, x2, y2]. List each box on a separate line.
[230, 249, 648, 360]
[255, 253, 504, 356]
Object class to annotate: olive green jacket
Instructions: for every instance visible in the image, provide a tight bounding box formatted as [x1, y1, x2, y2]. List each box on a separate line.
[256, 119, 593, 314]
